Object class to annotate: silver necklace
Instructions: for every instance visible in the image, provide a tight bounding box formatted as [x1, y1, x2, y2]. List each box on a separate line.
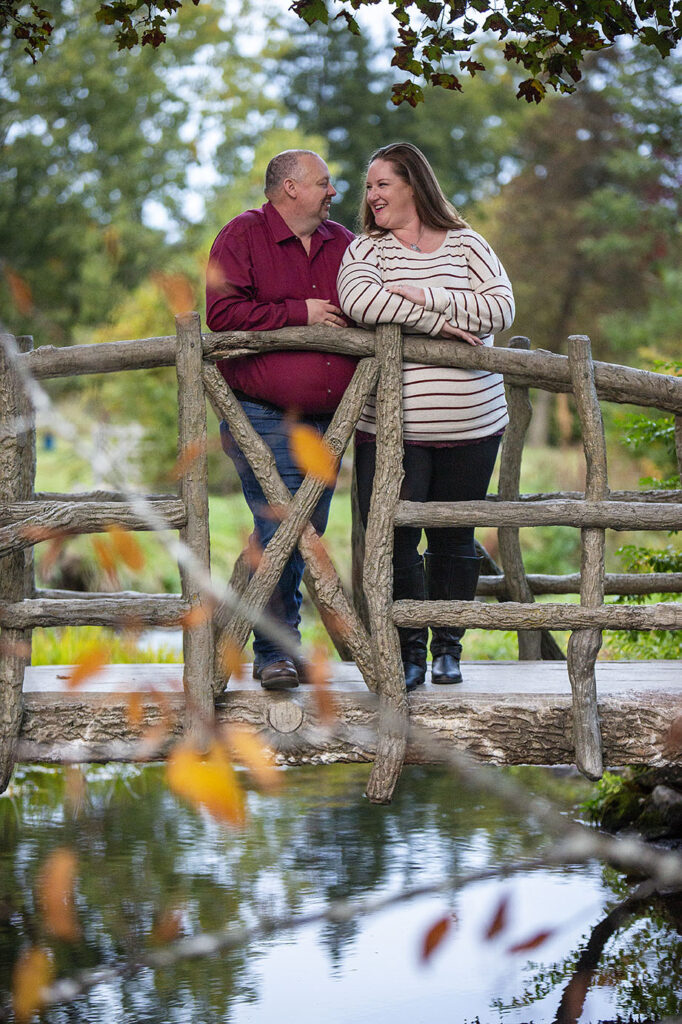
[395, 225, 425, 252]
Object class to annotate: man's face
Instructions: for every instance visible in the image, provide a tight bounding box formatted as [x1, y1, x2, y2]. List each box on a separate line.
[293, 155, 336, 225]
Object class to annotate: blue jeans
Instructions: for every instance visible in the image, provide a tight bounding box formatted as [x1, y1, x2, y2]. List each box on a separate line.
[220, 402, 334, 667]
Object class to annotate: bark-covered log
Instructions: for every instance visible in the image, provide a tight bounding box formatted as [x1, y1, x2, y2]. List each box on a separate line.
[363, 323, 408, 805]
[0, 500, 187, 556]
[22, 326, 682, 412]
[175, 312, 214, 737]
[25, 335, 178, 379]
[0, 594, 187, 628]
[35, 491, 174, 503]
[476, 572, 682, 597]
[488, 489, 682, 504]
[204, 330, 682, 412]
[498, 336, 542, 660]
[393, 598, 682, 630]
[0, 334, 34, 793]
[15, 664, 682, 769]
[567, 335, 607, 780]
[202, 363, 378, 691]
[395, 498, 682, 530]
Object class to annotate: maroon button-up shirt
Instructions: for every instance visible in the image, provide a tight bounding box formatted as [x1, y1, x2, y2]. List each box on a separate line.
[206, 202, 357, 414]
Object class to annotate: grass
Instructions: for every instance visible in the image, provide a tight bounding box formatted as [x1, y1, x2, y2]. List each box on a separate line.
[32, 422, 676, 664]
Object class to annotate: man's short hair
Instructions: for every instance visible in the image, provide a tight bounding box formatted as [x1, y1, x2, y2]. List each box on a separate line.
[264, 150, 319, 198]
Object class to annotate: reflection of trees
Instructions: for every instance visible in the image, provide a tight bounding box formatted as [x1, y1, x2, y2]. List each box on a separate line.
[493, 869, 682, 1023]
[4, 764, 682, 1022]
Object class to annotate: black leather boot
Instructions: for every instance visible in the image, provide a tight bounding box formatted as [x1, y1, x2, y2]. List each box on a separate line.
[393, 559, 428, 692]
[425, 552, 482, 684]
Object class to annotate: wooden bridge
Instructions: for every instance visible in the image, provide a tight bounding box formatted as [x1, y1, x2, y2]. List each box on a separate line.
[1, 318, 681, 802]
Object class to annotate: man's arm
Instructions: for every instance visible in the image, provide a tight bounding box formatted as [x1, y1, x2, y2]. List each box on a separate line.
[206, 229, 308, 332]
[206, 225, 346, 332]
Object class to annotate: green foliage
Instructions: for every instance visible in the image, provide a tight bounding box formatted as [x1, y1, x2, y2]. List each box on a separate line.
[485, 43, 682, 364]
[0, 0, 264, 343]
[31, 625, 181, 664]
[3, 0, 680, 106]
[276, 20, 532, 225]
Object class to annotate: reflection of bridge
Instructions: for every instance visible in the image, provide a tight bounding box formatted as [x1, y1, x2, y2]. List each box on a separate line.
[1, 317, 681, 802]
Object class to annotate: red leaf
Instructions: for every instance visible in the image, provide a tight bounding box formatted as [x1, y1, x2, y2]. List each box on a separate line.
[420, 914, 452, 962]
[508, 928, 553, 954]
[483, 894, 509, 940]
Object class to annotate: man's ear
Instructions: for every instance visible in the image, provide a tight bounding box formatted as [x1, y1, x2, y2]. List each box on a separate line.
[282, 177, 298, 200]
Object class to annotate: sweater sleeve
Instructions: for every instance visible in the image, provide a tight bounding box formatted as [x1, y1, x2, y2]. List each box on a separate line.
[337, 237, 446, 336]
[427, 232, 515, 336]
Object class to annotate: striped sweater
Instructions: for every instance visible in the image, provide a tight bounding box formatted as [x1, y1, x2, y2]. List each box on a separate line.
[337, 229, 515, 443]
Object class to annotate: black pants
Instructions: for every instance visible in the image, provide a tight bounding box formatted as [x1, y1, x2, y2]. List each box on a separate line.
[355, 434, 502, 569]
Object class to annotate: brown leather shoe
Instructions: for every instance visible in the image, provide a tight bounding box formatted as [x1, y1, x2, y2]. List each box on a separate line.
[259, 657, 299, 690]
[254, 657, 310, 684]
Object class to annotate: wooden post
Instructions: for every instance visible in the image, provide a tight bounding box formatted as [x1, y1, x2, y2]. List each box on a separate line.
[0, 334, 35, 793]
[350, 458, 371, 632]
[567, 335, 606, 780]
[364, 323, 408, 805]
[498, 336, 543, 660]
[175, 312, 214, 740]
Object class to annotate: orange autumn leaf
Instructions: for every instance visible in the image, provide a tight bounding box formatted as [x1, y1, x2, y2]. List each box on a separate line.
[126, 691, 145, 728]
[220, 641, 246, 682]
[205, 257, 226, 291]
[243, 537, 263, 571]
[484, 895, 510, 941]
[171, 438, 207, 480]
[21, 524, 66, 544]
[420, 914, 453, 963]
[106, 525, 145, 572]
[5, 268, 33, 316]
[308, 647, 337, 725]
[64, 765, 86, 816]
[179, 604, 211, 629]
[66, 645, 110, 689]
[12, 947, 53, 1023]
[37, 848, 80, 942]
[508, 928, 554, 954]
[152, 271, 195, 316]
[151, 907, 183, 945]
[224, 725, 281, 792]
[166, 742, 246, 826]
[289, 424, 338, 487]
[92, 536, 117, 576]
[38, 535, 67, 577]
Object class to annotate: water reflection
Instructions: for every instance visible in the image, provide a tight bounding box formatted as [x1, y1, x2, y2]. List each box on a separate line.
[0, 764, 680, 1023]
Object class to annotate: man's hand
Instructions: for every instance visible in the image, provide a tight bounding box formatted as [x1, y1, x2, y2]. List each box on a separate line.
[306, 299, 346, 327]
[385, 284, 426, 306]
[440, 321, 484, 346]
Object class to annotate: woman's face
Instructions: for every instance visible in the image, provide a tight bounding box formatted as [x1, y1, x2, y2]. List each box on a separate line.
[365, 159, 418, 231]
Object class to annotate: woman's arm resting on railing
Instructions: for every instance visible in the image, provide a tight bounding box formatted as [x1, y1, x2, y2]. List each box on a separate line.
[337, 237, 447, 336]
[432, 232, 515, 336]
[385, 284, 483, 346]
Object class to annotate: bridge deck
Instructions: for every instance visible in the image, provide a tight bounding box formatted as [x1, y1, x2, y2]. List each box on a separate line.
[17, 660, 682, 769]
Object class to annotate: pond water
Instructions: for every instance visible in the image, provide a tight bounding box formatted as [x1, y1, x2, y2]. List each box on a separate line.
[1, 763, 681, 1024]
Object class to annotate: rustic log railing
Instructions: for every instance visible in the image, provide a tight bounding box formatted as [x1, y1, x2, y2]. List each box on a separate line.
[1, 318, 681, 802]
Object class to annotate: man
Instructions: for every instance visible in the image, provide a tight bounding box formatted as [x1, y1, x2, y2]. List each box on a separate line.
[206, 150, 356, 690]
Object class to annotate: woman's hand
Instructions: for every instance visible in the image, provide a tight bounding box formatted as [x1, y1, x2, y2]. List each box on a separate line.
[440, 321, 484, 346]
[385, 283, 426, 306]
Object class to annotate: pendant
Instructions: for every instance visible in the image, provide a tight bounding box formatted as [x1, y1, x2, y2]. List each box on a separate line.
[409, 243, 421, 251]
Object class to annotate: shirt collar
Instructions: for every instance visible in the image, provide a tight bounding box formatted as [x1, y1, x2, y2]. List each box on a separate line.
[263, 201, 334, 246]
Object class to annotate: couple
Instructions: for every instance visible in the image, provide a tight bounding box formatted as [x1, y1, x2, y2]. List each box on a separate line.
[206, 143, 514, 692]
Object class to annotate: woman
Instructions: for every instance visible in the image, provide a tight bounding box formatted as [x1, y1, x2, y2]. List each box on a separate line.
[337, 142, 514, 691]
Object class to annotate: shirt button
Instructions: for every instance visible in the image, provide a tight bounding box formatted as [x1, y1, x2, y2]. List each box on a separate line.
[312, 284, 317, 289]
